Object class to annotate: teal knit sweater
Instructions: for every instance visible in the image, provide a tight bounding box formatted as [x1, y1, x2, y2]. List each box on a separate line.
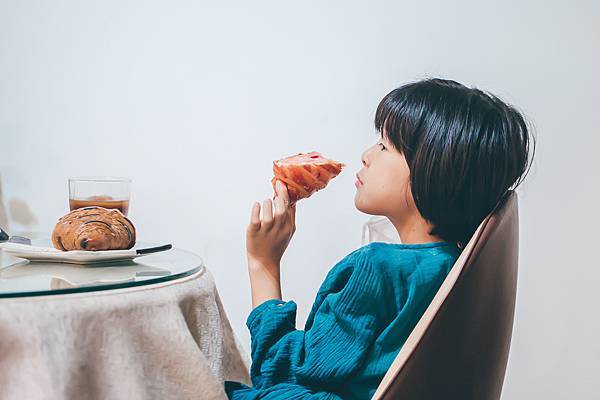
[225, 241, 461, 399]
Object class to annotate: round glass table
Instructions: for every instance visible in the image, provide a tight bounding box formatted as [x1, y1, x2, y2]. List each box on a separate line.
[0, 244, 204, 298]
[0, 242, 250, 398]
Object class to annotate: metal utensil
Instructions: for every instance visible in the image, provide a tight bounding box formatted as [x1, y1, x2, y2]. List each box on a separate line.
[0, 227, 32, 245]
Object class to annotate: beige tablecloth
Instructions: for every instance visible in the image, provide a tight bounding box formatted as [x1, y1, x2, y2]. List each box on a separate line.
[0, 268, 250, 400]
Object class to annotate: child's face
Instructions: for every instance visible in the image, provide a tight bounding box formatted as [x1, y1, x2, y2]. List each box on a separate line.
[354, 132, 417, 220]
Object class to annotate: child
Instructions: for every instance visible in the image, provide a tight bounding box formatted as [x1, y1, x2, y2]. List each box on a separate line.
[225, 78, 535, 399]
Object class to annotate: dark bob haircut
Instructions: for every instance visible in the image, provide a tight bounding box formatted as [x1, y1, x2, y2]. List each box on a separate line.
[375, 78, 535, 248]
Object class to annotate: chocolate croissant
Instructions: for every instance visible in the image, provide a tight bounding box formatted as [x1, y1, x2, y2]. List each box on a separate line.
[52, 207, 136, 251]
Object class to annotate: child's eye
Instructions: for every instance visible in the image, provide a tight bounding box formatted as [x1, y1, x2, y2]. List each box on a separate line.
[378, 142, 386, 151]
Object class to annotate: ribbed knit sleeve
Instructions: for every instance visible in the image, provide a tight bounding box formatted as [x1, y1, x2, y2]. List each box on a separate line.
[245, 298, 301, 387]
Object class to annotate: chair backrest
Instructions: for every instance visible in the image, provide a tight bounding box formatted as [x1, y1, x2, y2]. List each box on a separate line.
[372, 190, 519, 400]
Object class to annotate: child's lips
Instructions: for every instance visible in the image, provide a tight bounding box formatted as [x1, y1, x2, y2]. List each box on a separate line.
[355, 174, 363, 188]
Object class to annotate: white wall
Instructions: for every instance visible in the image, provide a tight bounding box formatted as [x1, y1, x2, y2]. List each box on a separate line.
[1, 1, 598, 398]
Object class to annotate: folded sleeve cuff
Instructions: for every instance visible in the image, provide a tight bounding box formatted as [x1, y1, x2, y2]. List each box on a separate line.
[246, 299, 296, 334]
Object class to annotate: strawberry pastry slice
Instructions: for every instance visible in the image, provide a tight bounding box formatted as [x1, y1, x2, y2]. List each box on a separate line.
[272, 152, 345, 204]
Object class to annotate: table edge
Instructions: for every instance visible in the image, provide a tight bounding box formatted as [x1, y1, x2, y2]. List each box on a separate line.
[0, 265, 205, 300]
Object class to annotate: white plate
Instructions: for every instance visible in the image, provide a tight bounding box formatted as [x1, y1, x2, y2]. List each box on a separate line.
[0, 242, 169, 265]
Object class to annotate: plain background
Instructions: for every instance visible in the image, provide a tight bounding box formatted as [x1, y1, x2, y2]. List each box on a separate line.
[1, 1, 598, 398]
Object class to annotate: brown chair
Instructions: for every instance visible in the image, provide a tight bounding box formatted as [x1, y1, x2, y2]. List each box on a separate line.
[372, 190, 519, 400]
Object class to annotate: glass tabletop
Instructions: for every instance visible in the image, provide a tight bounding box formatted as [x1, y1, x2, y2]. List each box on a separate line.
[0, 245, 204, 298]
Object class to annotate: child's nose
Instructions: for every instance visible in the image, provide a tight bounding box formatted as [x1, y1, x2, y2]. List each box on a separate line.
[361, 149, 369, 167]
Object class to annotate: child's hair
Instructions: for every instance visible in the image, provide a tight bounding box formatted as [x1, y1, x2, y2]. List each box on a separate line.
[375, 78, 536, 248]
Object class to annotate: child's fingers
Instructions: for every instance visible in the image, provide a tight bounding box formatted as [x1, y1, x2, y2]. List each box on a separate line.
[273, 192, 285, 219]
[261, 199, 274, 229]
[275, 180, 290, 208]
[248, 202, 261, 232]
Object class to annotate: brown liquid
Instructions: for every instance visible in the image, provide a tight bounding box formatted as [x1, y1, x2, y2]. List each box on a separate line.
[69, 196, 129, 216]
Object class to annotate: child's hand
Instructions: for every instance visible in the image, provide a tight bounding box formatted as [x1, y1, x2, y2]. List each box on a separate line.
[246, 180, 296, 273]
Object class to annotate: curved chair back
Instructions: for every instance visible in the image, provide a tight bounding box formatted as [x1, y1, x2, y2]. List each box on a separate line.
[373, 190, 519, 400]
